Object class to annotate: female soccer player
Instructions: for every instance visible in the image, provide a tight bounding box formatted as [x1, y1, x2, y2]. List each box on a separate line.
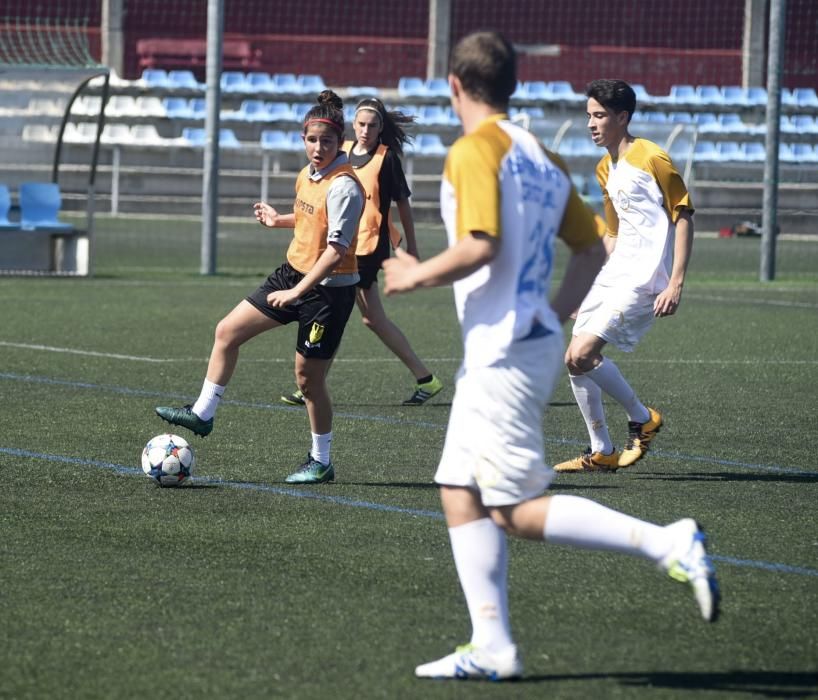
[281, 96, 442, 407]
[155, 90, 364, 484]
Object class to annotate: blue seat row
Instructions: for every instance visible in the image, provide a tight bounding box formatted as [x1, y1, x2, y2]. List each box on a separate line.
[694, 140, 818, 163]
[0, 183, 74, 231]
[663, 84, 818, 108]
[140, 69, 327, 95]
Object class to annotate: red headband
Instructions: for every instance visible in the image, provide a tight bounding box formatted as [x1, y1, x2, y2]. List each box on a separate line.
[304, 117, 343, 135]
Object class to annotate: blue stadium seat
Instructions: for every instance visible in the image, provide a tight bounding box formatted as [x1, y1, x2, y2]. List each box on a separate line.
[0, 183, 17, 229]
[524, 81, 549, 100]
[232, 99, 269, 121]
[668, 84, 698, 105]
[781, 88, 798, 107]
[221, 71, 249, 93]
[631, 84, 652, 103]
[19, 182, 74, 231]
[746, 86, 768, 106]
[424, 77, 450, 97]
[189, 98, 207, 119]
[398, 76, 427, 98]
[181, 128, 240, 147]
[716, 141, 743, 161]
[788, 114, 817, 134]
[793, 87, 818, 109]
[260, 129, 301, 151]
[720, 85, 750, 107]
[162, 97, 194, 119]
[693, 140, 719, 161]
[265, 101, 294, 121]
[695, 85, 723, 106]
[167, 70, 201, 90]
[669, 112, 693, 123]
[511, 82, 528, 100]
[346, 86, 380, 97]
[789, 143, 818, 163]
[296, 74, 327, 95]
[516, 106, 544, 119]
[693, 112, 718, 131]
[418, 104, 450, 125]
[742, 142, 766, 162]
[414, 133, 447, 155]
[140, 68, 169, 88]
[247, 72, 275, 93]
[291, 102, 313, 122]
[644, 111, 668, 123]
[547, 81, 582, 102]
[272, 73, 300, 94]
[779, 142, 796, 162]
[287, 130, 305, 151]
[717, 113, 749, 133]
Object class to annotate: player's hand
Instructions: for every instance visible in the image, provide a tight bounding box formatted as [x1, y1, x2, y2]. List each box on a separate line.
[405, 242, 419, 259]
[266, 289, 299, 308]
[383, 247, 419, 295]
[254, 202, 279, 227]
[653, 285, 682, 317]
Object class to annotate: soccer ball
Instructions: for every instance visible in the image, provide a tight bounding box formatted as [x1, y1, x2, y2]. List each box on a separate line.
[141, 433, 194, 486]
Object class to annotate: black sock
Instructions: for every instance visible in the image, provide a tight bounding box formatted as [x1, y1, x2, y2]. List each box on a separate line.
[416, 374, 433, 385]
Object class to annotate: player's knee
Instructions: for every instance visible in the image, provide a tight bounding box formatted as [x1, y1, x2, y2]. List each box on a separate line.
[214, 318, 239, 348]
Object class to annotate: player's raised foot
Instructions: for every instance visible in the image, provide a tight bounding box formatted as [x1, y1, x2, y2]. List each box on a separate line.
[553, 447, 620, 473]
[403, 375, 443, 406]
[660, 518, 720, 622]
[280, 389, 305, 406]
[415, 644, 523, 681]
[285, 454, 335, 484]
[618, 407, 663, 467]
[155, 404, 213, 437]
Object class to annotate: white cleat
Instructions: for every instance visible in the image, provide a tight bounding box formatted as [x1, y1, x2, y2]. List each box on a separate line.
[415, 644, 523, 681]
[661, 518, 721, 622]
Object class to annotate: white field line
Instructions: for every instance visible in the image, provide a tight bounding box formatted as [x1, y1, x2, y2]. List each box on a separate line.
[1, 340, 818, 365]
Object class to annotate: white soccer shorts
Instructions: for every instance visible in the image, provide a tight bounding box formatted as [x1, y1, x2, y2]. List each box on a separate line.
[572, 284, 656, 352]
[435, 332, 563, 507]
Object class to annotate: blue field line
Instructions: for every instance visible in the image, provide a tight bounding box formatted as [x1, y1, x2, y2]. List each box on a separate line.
[1, 371, 815, 477]
[1, 445, 817, 580]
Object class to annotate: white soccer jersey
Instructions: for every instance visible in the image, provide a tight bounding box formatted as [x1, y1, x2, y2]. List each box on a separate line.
[440, 114, 599, 369]
[595, 138, 693, 294]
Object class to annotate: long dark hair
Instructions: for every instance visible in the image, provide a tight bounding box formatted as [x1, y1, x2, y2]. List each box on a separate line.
[354, 96, 415, 157]
[303, 89, 345, 137]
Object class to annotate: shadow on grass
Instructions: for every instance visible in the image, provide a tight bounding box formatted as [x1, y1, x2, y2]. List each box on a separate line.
[635, 471, 818, 484]
[517, 669, 818, 696]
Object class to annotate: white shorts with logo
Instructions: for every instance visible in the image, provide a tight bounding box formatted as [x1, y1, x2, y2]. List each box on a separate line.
[434, 332, 563, 507]
[572, 284, 656, 352]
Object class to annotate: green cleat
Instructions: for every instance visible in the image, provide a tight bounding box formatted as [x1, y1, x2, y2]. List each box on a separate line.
[280, 389, 306, 406]
[155, 404, 213, 437]
[285, 454, 335, 484]
[403, 375, 443, 406]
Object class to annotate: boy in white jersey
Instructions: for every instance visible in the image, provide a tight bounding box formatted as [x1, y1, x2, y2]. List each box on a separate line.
[555, 78, 695, 473]
[383, 32, 717, 682]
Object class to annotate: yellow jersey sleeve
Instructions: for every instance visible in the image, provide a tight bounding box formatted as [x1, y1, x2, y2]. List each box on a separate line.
[544, 148, 605, 253]
[444, 125, 511, 240]
[595, 156, 619, 237]
[648, 149, 694, 222]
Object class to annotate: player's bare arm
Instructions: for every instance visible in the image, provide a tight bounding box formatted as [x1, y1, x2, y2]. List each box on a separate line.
[266, 243, 346, 309]
[383, 232, 498, 295]
[654, 209, 694, 317]
[254, 202, 296, 228]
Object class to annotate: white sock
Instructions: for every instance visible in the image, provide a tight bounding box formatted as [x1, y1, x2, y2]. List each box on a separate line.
[544, 494, 673, 563]
[191, 379, 225, 421]
[587, 359, 650, 423]
[311, 432, 332, 465]
[569, 374, 613, 454]
[449, 518, 514, 653]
